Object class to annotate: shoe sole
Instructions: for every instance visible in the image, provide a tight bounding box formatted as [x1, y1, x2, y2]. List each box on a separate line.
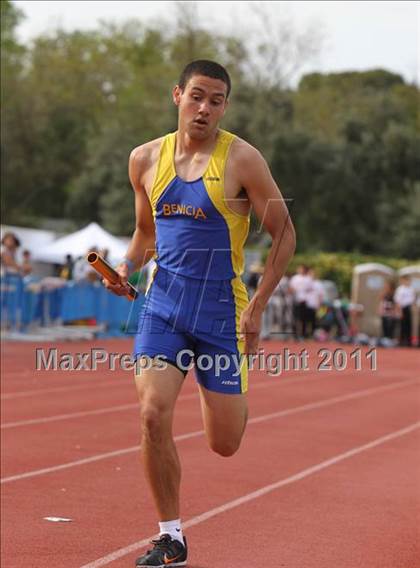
[136, 563, 186, 567]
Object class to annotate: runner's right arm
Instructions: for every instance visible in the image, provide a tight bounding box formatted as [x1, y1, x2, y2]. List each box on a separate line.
[103, 146, 156, 296]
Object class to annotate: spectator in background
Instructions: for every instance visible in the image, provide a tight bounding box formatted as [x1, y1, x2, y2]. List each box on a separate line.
[277, 272, 294, 337]
[21, 250, 33, 276]
[378, 281, 396, 339]
[305, 268, 324, 338]
[73, 256, 86, 282]
[289, 264, 311, 339]
[73, 247, 98, 282]
[417, 294, 420, 349]
[0, 232, 21, 275]
[100, 248, 109, 262]
[246, 262, 264, 297]
[249, 261, 286, 340]
[60, 254, 74, 280]
[261, 279, 281, 340]
[21, 250, 39, 287]
[394, 275, 415, 347]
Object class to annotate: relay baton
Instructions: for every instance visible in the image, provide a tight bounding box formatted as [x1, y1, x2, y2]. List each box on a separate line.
[86, 252, 138, 301]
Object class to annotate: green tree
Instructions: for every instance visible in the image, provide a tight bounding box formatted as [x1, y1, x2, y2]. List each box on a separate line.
[1, 0, 27, 222]
[2, 6, 418, 259]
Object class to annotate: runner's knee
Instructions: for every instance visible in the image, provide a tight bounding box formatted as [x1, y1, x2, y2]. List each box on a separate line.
[140, 403, 170, 444]
[209, 435, 242, 457]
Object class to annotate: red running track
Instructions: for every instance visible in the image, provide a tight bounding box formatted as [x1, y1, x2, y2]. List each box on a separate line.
[1, 339, 419, 568]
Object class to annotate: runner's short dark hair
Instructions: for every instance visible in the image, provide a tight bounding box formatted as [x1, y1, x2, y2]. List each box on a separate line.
[178, 60, 231, 98]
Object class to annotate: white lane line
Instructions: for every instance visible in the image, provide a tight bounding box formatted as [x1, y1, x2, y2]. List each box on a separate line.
[80, 421, 420, 567]
[0, 372, 331, 428]
[0, 375, 410, 430]
[1, 380, 130, 400]
[1, 393, 199, 429]
[2, 356, 412, 401]
[249, 377, 419, 425]
[0, 370, 33, 378]
[0, 429, 204, 485]
[1, 403, 139, 428]
[0, 367, 306, 400]
[1, 378, 417, 484]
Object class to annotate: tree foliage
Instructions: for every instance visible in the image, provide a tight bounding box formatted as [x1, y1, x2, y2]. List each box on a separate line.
[2, 1, 419, 260]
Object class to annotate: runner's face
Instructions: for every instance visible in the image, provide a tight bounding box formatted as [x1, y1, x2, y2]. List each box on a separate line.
[173, 75, 228, 139]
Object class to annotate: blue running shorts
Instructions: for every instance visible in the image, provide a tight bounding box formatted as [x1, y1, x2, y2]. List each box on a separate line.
[133, 266, 249, 394]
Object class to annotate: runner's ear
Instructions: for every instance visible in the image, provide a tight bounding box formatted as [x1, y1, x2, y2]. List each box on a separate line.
[173, 85, 182, 106]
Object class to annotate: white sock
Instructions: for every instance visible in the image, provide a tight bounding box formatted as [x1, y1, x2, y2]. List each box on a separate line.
[159, 519, 184, 545]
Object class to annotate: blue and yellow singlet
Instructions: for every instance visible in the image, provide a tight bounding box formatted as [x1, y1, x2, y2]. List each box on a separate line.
[134, 129, 251, 394]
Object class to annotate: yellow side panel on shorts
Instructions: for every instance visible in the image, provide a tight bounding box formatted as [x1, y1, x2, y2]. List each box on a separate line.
[232, 275, 249, 393]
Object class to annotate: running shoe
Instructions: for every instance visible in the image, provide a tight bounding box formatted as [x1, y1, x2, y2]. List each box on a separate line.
[135, 533, 187, 567]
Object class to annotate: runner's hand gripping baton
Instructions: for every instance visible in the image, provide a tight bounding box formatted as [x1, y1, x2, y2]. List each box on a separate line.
[86, 252, 138, 301]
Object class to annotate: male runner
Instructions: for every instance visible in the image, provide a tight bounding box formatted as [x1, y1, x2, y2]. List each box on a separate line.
[104, 60, 296, 567]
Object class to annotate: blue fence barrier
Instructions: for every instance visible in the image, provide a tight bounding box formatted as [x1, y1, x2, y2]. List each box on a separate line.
[1, 274, 144, 336]
[1, 273, 24, 328]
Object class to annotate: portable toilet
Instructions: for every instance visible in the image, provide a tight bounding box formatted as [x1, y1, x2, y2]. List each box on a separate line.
[351, 263, 396, 336]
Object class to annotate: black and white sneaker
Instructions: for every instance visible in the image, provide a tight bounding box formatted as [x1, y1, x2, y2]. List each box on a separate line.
[135, 533, 188, 567]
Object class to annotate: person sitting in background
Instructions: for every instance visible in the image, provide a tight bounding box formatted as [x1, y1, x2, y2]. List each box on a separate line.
[378, 281, 396, 339]
[394, 275, 415, 347]
[305, 268, 324, 338]
[60, 254, 74, 280]
[0, 232, 21, 275]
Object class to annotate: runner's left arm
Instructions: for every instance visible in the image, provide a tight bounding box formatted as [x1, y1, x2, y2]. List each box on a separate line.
[239, 144, 296, 313]
[235, 142, 296, 354]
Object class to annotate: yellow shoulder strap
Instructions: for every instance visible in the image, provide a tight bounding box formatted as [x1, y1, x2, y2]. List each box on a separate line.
[205, 129, 235, 180]
[150, 132, 176, 213]
[203, 127, 250, 273]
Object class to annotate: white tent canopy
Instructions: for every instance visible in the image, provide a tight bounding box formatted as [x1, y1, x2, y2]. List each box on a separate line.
[33, 222, 128, 265]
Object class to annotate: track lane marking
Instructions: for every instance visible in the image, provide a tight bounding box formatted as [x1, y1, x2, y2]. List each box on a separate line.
[1, 392, 205, 428]
[1, 380, 130, 400]
[0, 368, 310, 400]
[0, 373, 337, 427]
[80, 420, 420, 567]
[2, 370, 415, 428]
[1, 377, 417, 484]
